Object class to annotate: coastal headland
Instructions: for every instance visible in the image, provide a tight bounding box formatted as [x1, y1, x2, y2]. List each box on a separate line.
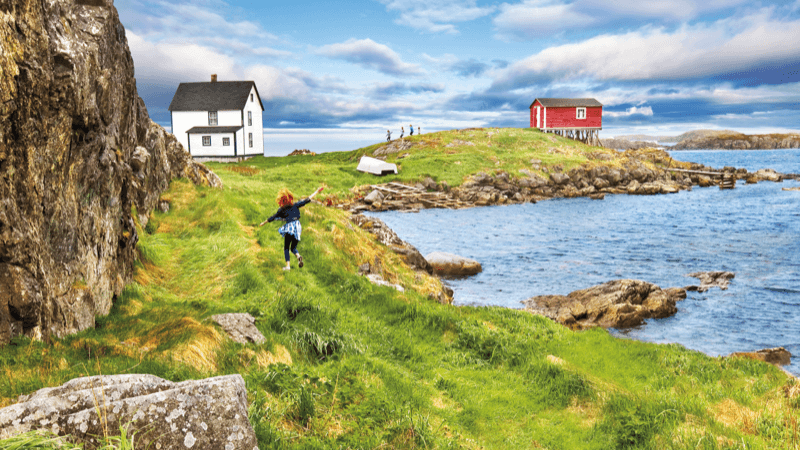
[2, 0, 798, 448]
[3, 127, 798, 449]
[604, 129, 800, 151]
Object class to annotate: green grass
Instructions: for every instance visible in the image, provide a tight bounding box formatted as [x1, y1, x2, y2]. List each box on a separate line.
[1, 128, 797, 449]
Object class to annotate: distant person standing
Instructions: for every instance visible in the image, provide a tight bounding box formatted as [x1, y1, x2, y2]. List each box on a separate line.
[410, 124, 414, 136]
[400, 126, 404, 139]
[418, 126, 421, 135]
[386, 130, 391, 142]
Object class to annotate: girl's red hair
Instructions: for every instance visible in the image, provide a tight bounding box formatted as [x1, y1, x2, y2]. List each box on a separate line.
[276, 188, 294, 207]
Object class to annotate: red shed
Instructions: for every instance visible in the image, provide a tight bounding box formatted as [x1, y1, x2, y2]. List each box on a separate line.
[530, 98, 603, 145]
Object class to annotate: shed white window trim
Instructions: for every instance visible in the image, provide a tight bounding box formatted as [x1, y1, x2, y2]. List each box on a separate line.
[576, 108, 586, 119]
[222, 137, 230, 146]
[208, 111, 218, 126]
[248, 111, 252, 126]
[249, 133, 253, 148]
[202, 136, 211, 146]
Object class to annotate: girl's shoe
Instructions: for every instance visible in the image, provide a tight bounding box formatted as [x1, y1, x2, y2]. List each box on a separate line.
[283, 266, 291, 271]
[298, 255, 304, 268]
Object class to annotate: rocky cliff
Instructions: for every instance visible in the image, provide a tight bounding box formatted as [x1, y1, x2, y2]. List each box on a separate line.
[673, 132, 800, 150]
[0, 0, 221, 345]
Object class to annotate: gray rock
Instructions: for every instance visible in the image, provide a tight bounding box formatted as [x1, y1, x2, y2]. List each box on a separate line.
[754, 169, 783, 182]
[550, 173, 570, 185]
[365, 274, 404, 292]
[0, 374, 258, 450]
[350, 215, 432, 274]
[211, 313, 265, 345]
[363, 190, 384, 204]
[425, 252, 482, 277]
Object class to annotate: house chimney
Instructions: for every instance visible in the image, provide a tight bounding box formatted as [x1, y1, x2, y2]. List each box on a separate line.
[211, 74, 217, 82]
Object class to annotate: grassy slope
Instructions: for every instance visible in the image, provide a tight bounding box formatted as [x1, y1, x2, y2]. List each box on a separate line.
[1, 128, 798, 450]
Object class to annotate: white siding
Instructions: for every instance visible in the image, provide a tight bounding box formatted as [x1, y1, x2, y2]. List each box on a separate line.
[172, 111, 208, 149]
[188, 132, 238, 157]
[242, 87, 264, 155]
[173, 110, 242, 156]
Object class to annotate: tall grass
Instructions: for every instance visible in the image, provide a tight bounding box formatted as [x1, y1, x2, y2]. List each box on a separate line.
[1, 129, 796, 449]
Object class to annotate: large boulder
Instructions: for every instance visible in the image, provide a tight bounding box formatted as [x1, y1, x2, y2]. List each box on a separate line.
[729, 347, 792, 366]
[0, 374, 258, 450]
[0, 0, 221, 345]
[211, 313, 266, 345]
[425, 252, 482, 277]
[522, 280, 687, 329]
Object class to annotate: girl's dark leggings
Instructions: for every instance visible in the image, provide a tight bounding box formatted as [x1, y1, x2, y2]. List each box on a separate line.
[284, 235, 299, 261]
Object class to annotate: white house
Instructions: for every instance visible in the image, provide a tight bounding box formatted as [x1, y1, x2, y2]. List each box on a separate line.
[168, 75, 264, 160]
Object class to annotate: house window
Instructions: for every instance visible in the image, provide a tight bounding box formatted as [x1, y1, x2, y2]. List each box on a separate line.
[576, 108, 586, 119]
[208, 111, 218, 126]
[250, 93, 253, 102]
[248, 111, 252, 126]
[222, 137, 230, 146]
[202, 136, 211, 146]
[249, 133, 253, 148]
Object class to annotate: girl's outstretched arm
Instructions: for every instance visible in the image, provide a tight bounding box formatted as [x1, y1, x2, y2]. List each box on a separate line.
[308, 186, 324, 199]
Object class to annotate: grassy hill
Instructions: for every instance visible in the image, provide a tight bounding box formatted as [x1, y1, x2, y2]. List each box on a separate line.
[1, 128, 797, 450]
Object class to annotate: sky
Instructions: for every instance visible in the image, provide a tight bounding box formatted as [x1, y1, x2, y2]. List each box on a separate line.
[116, 0, 800, 154]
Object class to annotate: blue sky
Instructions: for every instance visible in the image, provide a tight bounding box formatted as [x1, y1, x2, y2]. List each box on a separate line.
[117, 0, 800, 153]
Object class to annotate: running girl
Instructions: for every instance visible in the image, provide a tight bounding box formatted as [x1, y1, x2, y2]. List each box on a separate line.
[259, 186, 323, 270]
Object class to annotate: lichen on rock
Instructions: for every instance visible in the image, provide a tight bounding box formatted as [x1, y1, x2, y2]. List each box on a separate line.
[0, 374, 258, 449]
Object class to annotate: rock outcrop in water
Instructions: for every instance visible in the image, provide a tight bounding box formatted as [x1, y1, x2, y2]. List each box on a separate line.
[522, 280, 687, 329]
[0, 0, 221, 345]
[0, 374, 257, 450]
[685, 271, 735, 293]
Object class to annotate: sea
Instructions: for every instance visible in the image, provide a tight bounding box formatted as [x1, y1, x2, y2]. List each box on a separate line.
[368, 149, 800, 376]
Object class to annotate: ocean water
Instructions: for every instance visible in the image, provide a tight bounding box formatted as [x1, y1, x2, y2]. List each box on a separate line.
[369, 149, 800, 375]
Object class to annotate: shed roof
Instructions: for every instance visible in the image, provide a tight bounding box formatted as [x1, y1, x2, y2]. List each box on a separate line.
[530, 98, 603, 108]
[169, 81, 264, 112]
[186, 126, 243, 134]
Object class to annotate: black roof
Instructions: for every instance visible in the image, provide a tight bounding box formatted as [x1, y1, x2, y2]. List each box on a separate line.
[169, 81, 264, 112]
[186, 126, 243, 134]
[530, 98, 603, 108]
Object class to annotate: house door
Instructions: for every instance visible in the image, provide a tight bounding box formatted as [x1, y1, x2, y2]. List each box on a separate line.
[535, 107, 540, 128]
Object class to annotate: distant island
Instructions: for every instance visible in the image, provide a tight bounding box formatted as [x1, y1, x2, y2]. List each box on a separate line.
[606, 129, 800, 150]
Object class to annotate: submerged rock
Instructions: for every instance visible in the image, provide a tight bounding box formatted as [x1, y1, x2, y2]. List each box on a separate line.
[522, 280, 687, 329]
[0, 374, 257, 449]
[425, 252, 482, 277]
[685, 271, 735, 293]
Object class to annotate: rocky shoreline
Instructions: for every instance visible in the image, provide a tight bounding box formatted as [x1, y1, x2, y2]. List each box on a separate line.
[344, 148, 791, 213]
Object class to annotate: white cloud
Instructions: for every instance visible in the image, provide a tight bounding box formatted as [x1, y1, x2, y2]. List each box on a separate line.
[316, 38, 424, 76]
[494, 1, 596, 39]
[493, 0, 750, 39]
[127, 30, 239, 85]
[603, 106, 654, 118]
[377, 0, 495, 34]
[492, 10, 800, 89]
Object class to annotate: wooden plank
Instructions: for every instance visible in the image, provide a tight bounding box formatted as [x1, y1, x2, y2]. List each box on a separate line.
[388, 182, 423, 192]
[371, 185, 404, 195]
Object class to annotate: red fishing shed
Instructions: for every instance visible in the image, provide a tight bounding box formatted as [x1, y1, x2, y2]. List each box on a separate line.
[530, 98, 603, 145]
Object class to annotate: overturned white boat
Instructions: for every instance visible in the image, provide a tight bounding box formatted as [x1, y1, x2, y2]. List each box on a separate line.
[357, 156, 398, 176]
